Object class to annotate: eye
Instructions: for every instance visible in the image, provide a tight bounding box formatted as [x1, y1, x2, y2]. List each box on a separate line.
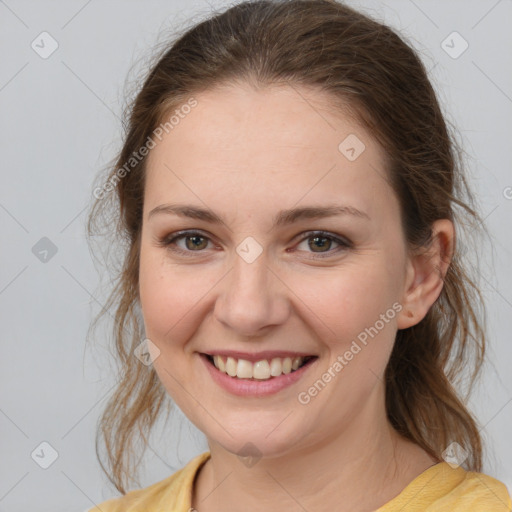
[156, 229, 352, 259]
[293, 231, 352, 259]
[157, 230, 214, 256]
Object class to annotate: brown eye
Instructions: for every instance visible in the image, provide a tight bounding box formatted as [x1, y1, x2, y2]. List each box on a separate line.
[183, 234, 209, 251]
[158, 230, 214, 256]
[308, 235, 333, 252]
[295, 231, 352, 259]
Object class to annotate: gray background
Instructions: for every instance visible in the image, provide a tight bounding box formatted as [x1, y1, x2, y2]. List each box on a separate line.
[0, 0, 511, 510]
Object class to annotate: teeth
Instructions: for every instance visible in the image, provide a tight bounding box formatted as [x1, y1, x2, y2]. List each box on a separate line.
[216, 355, 226, 373]
[237, 359, 253, 379]
[225, 356, 237, 377]
[270, 358, 282, 377]
[252, 360, 270, 379]
[211, 355, 308, 380]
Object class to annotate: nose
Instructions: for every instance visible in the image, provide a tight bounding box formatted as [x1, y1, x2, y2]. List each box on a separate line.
[213, 248, 290, 337]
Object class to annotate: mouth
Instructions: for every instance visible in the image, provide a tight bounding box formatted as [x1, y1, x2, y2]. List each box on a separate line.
[201, 353, 318, 381]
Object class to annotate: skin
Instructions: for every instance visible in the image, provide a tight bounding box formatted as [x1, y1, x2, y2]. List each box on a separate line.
[139, 83, 454, 512]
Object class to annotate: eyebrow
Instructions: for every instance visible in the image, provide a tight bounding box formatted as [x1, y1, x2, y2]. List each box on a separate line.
[148, 203, 370, 227]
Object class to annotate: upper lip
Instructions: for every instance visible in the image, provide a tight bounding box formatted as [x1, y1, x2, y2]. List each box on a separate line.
[200, 350, 317, 363]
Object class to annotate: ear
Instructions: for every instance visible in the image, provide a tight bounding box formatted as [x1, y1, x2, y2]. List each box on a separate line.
[396, 219, 455, 330]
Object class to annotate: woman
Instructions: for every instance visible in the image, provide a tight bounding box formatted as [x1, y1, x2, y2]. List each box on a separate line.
[87, 1, 512, 510]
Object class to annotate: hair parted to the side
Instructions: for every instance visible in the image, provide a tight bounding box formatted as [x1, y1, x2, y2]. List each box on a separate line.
[87, 0, 489, 494]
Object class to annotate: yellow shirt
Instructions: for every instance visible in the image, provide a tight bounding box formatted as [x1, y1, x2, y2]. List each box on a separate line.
[89, 451, 512, 511]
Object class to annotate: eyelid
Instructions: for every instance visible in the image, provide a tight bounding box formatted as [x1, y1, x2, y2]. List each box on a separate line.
[156, 229, 352, 258]
[292, 230, 352, 258]
[155, 229, 216, 253]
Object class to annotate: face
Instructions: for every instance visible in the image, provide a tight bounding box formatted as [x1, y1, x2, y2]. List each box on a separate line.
[139, 83, 413, 458]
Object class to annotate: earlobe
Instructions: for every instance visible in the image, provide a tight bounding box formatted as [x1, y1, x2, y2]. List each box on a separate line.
[396, 219, 455, 330]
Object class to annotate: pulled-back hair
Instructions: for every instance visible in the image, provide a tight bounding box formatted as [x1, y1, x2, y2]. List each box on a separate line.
[87, 0, 488, 494]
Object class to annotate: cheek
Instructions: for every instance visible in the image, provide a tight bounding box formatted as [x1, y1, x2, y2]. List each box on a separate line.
[139, 243, 402, 356]
[289, 264, 401, 385]
[139, 249, 178, 334]
[291, 263, 398, 339]
[138, 250, 217, 343]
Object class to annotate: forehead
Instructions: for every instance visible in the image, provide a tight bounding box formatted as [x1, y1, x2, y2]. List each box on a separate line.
[144, 84, 397, 224]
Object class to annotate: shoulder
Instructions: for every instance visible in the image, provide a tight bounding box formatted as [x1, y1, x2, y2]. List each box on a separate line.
[378, 462, 512, 511]
[87, 451, 211, 512]
[455, 468, 512, 511]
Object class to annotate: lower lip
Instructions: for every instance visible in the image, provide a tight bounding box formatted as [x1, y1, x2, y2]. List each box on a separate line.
[199, 353, 318, 397]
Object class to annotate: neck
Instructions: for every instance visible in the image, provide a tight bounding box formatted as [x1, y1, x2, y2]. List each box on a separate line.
[192, 387, 437, 512]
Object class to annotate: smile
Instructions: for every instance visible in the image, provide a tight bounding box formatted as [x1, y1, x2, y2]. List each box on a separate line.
[206, 354, 315, 379]
[199, 353, 318, 397]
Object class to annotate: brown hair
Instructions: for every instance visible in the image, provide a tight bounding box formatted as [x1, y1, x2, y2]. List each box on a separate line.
[87, 0, 488, 494]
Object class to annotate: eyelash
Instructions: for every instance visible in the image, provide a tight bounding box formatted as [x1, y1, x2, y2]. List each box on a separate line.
[156, 230, 352, 259]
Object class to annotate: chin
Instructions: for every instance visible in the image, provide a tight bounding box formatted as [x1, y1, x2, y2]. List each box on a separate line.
[207, 425, 305, 462]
